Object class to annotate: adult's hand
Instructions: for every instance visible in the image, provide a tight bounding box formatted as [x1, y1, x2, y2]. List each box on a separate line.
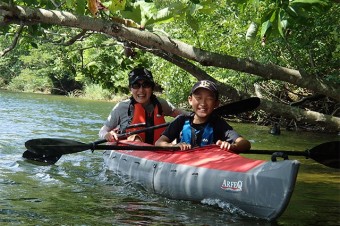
[104, 128, 120, 142]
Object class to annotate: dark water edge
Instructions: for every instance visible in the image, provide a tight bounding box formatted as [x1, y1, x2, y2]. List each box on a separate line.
[0, 90, 339, 225]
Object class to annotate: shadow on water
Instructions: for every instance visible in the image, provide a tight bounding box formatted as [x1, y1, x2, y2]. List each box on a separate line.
[0, 90, 339, 225]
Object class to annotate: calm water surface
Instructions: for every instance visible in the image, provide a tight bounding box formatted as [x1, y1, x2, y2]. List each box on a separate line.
[0, 90, 339, 225]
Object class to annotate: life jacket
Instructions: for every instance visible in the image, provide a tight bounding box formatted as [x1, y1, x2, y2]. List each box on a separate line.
[125, 95, 166, 144]
[180, 117, 214, 147]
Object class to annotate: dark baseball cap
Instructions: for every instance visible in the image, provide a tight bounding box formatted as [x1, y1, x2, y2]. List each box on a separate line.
[190, 80, 219, 100]
[128, 68, 155, 87]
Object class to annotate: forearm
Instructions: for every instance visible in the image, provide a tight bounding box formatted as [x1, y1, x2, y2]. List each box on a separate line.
[99, 125, 110, 139]
[155, 135, 173, 147]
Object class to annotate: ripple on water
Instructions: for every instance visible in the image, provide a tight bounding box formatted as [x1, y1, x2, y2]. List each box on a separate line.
[0, 154, 22, 172]
[33, 172, 60, 183]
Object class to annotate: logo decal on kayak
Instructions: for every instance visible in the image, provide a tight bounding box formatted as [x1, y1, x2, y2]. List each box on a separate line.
[221, 179, 243, 192]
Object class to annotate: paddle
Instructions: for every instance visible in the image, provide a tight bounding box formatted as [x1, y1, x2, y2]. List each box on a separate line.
[22, 122, 171, 164]
[246, 141, 339, 169]
[22, 142, 180, 165]
[213, 97, 260, 117]
[24, 137, 339, 168]
[22, 138, 181, 165]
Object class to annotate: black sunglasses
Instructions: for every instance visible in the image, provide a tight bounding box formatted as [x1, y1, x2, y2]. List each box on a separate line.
[131, 82, 153, 89]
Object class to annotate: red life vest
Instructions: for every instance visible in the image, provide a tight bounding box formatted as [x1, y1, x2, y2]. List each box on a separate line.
[125, 102, 166, 144]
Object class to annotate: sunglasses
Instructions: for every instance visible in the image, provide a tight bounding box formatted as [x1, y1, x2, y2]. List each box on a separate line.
[131, 82, 153, 89]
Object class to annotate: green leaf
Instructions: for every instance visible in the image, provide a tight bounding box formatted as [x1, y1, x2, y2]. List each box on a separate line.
[75, 0, 86, 15]
[277, 17, 283, 38]
[291, 0, 329, 6]
[148, 2, 186, 25]
[66, 0, 74, 8]
[286, 6, 299, 17]
[148, 7, 175, 25]
[269, 9, 277, 23]
[189, 3, 203, 15]
[30, 42, 38, 48]
[87, 61, 99, 69]
[290, 0, 331, 15]
[121, 5, 142, 24]
[109, 0, 127, 12]
[186, 13, 199, 31]
[261, 20, 272, 38]
[27, 24, 43, 36]
[134, 1, 156, 27]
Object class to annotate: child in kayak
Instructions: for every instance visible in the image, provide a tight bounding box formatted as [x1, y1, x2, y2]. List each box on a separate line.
[155, 80, 251, 152]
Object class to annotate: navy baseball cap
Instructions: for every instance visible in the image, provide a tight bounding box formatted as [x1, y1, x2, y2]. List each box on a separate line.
[128, 68, 155, 87]
[190, 80, 219, 100]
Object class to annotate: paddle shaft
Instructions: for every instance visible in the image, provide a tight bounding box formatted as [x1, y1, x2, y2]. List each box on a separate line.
[40, 144, 181, 151]
[246, 141, 340, 169]
[118, 122, 170, 139]
[213, 97, 260, 117]
[247, 149, 308, 157]
[91, 122, 171, 145]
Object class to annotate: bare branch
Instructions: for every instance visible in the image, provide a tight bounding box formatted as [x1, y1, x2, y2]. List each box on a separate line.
[61, 30, 89, 46]
[0, 23, 24, 57]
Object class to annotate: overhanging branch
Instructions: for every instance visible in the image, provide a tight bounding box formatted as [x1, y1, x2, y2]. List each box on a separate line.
[0, 23, 23, 57]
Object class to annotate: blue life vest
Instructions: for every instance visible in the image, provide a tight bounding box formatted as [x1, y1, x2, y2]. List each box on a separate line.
[180, 119, 214, 147]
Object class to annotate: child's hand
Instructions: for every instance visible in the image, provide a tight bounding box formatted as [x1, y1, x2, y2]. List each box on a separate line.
[216, 140, 234, 151]
[175, 142, 192, 150]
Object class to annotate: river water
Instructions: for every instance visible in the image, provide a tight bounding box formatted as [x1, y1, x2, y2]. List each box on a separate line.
[0, 90, 339, 225]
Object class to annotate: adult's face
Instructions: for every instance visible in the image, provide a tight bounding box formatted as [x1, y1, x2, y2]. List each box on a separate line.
[130, 79, 153, 106]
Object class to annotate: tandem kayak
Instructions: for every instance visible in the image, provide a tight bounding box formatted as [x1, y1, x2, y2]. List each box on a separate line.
[103, 140, 300, 221]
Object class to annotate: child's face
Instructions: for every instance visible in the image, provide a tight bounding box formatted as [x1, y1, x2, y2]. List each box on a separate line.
[188, 88, 219, 122]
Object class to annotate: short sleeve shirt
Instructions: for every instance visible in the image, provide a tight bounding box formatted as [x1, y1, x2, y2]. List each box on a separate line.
[162, 114, 241, 144]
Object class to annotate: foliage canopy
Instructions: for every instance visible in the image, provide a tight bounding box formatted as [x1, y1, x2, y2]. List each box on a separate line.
[0, 0, 339, 131]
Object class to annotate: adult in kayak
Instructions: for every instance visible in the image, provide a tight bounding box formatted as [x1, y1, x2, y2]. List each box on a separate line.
[99, 67, 186, 144]
[155, 80, 251, 152]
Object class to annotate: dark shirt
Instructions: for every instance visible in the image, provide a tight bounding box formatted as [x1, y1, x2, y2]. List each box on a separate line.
[162, 114, 240, 145]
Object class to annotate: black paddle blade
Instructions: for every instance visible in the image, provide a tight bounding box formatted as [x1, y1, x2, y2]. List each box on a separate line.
[308, 141, 340, 169]
[25, 138, 92, 156]
[22, 150, 61, 165]
[214, 97, 260, 117]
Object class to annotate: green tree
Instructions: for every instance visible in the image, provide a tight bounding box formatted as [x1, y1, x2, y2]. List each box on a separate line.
[0, 0, 339, 131]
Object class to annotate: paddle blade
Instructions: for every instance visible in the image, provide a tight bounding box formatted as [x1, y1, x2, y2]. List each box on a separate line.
[25, 138, 92, 155]
[22, 150, 61, 165]
[308, 141, 340, 169]
[214, 97, 260, 117]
